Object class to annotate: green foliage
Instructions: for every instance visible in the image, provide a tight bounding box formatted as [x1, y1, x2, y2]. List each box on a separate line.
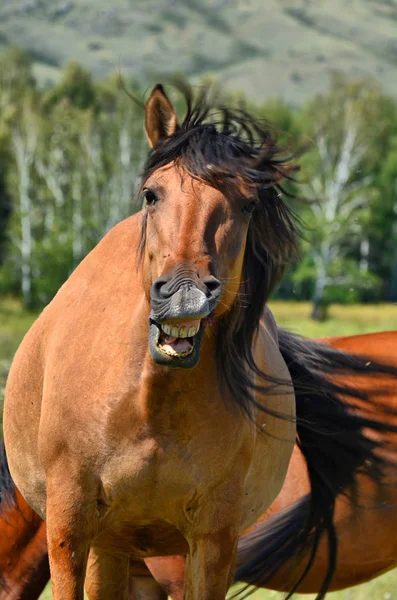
[44, 61, 97, 111]
[279, 76, 397, 316]
[0, 48, 35, 100]
[0, 53, 396, 312]
[0, 57, 146, 305]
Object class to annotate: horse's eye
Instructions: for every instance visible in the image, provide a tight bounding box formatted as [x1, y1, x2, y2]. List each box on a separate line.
[143, 189, 158, 206]
[242, 200, 257, 215]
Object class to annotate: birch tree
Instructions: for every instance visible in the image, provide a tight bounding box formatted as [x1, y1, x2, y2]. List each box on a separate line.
[373, 133, 397, 302]
[11, 102, 37, 306]
[78, 94, 146, 238]
[296, 79, 385, 319]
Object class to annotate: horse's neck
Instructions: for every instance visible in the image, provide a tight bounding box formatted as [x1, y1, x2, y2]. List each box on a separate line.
[135, 327, 222, 421]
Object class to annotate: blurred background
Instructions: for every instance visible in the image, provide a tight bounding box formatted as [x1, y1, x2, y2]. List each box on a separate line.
[0, 1, 396, 598]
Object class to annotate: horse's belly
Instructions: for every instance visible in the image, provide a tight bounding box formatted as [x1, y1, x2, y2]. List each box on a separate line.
[93, 520, 189, 558]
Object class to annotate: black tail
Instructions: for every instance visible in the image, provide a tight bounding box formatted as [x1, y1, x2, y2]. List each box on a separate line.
[234, 329, 397, 599]
[0, 437, 17, 513]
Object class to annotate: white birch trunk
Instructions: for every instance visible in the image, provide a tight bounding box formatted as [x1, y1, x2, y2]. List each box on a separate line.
[359, 238, 369, 272]
[12, 121, 36, 305]
[72, 169, 83, 264]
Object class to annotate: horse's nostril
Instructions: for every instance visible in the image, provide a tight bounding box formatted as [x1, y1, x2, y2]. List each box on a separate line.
[152, 277, 168, 299]
[151, 274, 220, 304]
[203, 276, 221, 297]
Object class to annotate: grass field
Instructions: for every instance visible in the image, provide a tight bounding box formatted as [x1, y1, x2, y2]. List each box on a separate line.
[269, 301, 397, 338]
[0, 297, 396, 599]
[38, 572, 397, 600]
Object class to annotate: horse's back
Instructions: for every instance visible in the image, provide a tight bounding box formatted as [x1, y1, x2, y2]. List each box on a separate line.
[326, 330, 397, 357]
[327, 331, 397, 452]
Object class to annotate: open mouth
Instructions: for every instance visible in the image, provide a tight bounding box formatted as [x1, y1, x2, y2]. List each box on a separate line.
[156, 319, 201, 358]
[149, 316, 210, 368]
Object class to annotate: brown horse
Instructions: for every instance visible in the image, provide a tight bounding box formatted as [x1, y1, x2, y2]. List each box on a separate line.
[1, 333, 397, 598]
[3, 84, 396, 600]
[0, 439, 49, 600]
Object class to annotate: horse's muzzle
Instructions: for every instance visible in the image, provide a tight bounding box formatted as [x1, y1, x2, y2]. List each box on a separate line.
[151, 285, 210, 323]
[149, 274, 221, 368]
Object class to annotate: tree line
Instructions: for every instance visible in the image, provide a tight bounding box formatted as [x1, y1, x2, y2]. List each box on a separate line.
[1, 49, 397, 317]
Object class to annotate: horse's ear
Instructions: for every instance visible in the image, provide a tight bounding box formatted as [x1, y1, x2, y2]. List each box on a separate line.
[145, 84, 178, 148]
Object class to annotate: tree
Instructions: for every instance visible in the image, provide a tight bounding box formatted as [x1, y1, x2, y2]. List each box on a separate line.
[295, 77, 389, 319]
[373, 133, 397, 302]
[0, 122, 12, 267]
[44, 61, 97, 111]
[1, 56, 397, 310]
[0, 48, 35, 112]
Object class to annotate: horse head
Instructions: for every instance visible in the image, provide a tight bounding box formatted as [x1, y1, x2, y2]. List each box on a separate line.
[140, 83, 299, 371]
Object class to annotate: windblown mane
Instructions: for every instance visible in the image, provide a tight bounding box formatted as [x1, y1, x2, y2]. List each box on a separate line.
[139, 82, 301, 418]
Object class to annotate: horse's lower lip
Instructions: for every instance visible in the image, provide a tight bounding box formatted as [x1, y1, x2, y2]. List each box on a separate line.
[156, 340, 194, 358]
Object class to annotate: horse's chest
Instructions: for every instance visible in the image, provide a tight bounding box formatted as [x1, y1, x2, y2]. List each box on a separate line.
[98, 425, 246, 524]
[101, 439, 205, 505]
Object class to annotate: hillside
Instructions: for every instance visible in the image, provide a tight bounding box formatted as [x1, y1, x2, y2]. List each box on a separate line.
[1, 0, 397, 103]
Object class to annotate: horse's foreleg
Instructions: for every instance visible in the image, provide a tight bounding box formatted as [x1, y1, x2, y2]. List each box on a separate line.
[45, 475, 96, 600]
[85, 548, 129, 600]
[183, 532, 238, 600]
[182, 487, 243, 599]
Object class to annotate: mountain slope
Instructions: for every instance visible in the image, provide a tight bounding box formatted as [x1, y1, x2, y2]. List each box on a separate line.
[1, 0, 397, 103]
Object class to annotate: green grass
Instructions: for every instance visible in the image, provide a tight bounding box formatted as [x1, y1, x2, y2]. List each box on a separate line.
[241, 569, 397, 600]
[268, 301, 397, 338]
[0, 298, 396, 599]
[39, 570, 397, 599]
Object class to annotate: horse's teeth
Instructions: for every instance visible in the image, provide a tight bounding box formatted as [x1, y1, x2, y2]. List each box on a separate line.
[160, 321, 201, 337]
